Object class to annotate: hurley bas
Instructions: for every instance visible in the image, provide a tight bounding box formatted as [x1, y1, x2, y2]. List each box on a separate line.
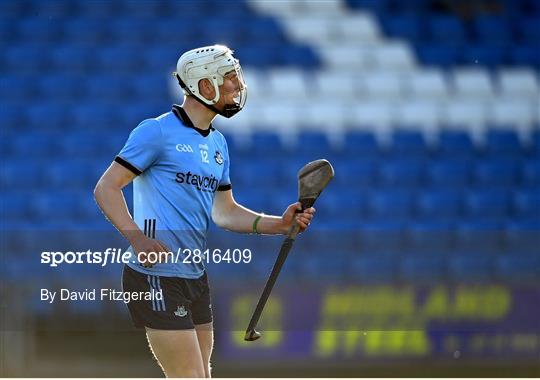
[41, 288, 163, 304]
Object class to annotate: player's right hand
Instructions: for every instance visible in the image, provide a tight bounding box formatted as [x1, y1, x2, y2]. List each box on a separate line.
[130, 235, 172, 268]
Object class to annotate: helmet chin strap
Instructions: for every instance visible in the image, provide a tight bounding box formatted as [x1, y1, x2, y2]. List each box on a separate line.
[175, 74, 241, 119]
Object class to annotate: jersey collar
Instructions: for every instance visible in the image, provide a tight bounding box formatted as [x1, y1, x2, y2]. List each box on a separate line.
[172, 105, 215, 137]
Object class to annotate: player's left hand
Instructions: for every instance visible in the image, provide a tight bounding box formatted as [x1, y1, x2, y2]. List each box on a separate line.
[281, 202, 316, 233]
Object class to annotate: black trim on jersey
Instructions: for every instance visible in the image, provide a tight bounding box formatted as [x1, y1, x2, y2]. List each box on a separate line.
[217, 184, 232, 191]
[143, 219, 156, 238]
[115, 156, 142, 176]
[140, 219, 156, 268]
[172, 105, 215, 137]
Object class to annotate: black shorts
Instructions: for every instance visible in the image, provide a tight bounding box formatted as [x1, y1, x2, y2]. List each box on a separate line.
[122, 265, 213, 330]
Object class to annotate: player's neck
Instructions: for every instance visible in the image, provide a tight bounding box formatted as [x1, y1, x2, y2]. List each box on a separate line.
[182, 97, 217, 131]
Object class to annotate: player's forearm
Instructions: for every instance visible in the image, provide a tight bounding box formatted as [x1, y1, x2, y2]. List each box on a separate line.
[94, 181, 144, 244]
[216, 202, 286, 235]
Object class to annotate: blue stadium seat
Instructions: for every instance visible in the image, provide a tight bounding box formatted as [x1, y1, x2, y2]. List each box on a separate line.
[449, 254, 493, 282]
[10, 134, 58, 157]
[504, 220, 540, 253]
[0, 74, 37, 101]
[248, 131, 284, 155]
[502, 0, 536, 19]
[455, 220, 503, 253]
[234, 161, 282, 187]
[378, 159, 424, 188]
[392, 0, 431, 13]
[0, 103, 26, 129]
[85, 74, 133, 101]
[71, 103, 119, 130]
[357, 221, 405, 254]
[0, 134, 10, 158]
[152, 19, 198, 46]
[0, 159, 44, 190]
[3, 256, 45, 282]
[472, 16, 511, 46]
[28, 0, 73, 17]
[512, 189, 540, 219]
[0, 19, 16, 43]
[416, 189, 462, 222]
[236, 46, 279, 67]
[417, 44, 460, 67]
[407, 221, 454, 254]
[211, 1, 251, 17]
[1, 192, 33, 224]
[427, 159, 471, 188]
[509, 44, 540, 66]
[495, 255, 540, 282]
[264, 186, 298, 215]
[341, 131, 379, 156]
[4, 45, 49, 74]
[295, 131, 332, 154]
[108, 18, 154, 45]
[390, 129, 427, 157]
[279, 45, 320, 68]
[1, 229, 29, 255]
[65, 131, 120, 156]
[17, 17, 61, 43]
[131, 74, 170, 102]
[367, 189, 414, 220]
[317, 189, 365, 222]
[164, 0, 208, 17]
[63, 19, 108, 44]
[427, 16, 466, 45]
[75, 0, 119, 17]
[346, 0, 389, 13]
[46, 161, 95, 189]
[96, 46, 142, 72]
[332, 159, 377, 188]
[533, 130, 540, 153]
[473, 159, 519, 188]
[461, 44, 505, 67]
[39, 74, 83, 101]
[0, 0, 24, 17]
[519, 17, 540, 43]
[437, 130, 475, 157]
[49, 44, 92, 73]
[348, 255, 398, 283]
[142, 45, 184, 72]
[31, 192, 82, 223]
[296, 255, 348, 281]
[465, 189, 511, 220]
[117, 101, 167, 128]
[200, 18, 245, 46]
[522, 159, 540, 186]
[382, 15, 422, 40]
[245, 17, 286, 45]
[400, 255, 446, 283]
[120, 0, 164, 17]
[26, 102, 71, 130]
[485, 128, 522, 156]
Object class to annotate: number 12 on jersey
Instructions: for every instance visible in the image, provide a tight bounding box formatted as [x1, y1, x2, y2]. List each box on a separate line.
[200, 149, 209, 163]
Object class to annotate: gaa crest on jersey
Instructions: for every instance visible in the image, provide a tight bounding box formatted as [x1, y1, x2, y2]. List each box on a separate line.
[214, 151, 224, 165]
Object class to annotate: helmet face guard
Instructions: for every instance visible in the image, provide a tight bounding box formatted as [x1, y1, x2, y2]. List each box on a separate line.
[216, 59, 247, 118]
[174, 45, 248, 118]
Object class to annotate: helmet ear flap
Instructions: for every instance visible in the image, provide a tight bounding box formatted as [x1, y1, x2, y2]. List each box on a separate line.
[174, 72, 192, 96]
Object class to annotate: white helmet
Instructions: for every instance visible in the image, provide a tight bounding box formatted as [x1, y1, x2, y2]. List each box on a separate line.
[174, 45, 247, 118]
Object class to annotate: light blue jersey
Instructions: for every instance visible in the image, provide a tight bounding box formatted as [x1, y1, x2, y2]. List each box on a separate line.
[115, 105, 231, 279]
